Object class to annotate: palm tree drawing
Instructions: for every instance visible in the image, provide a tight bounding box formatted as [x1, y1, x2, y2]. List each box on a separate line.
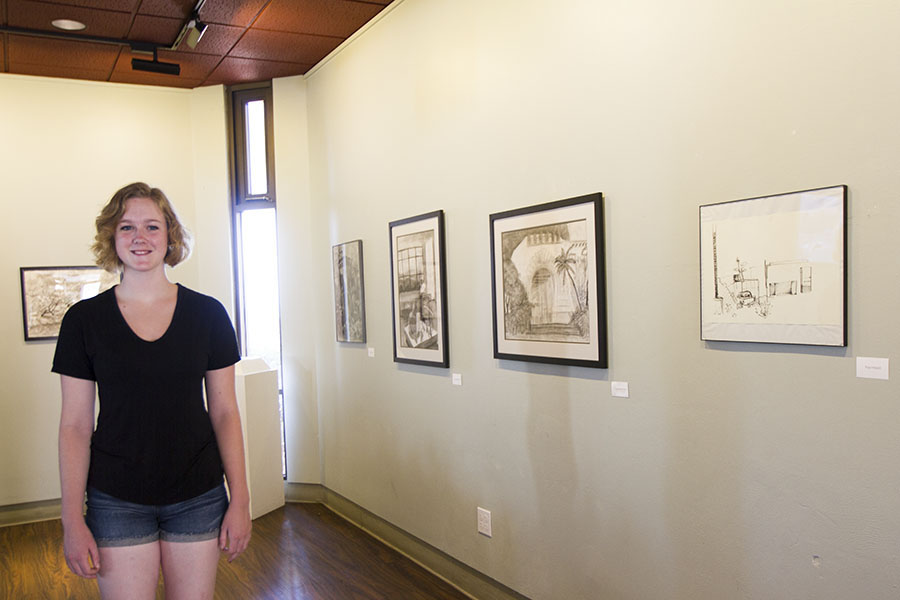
[554, 245, 584, 312]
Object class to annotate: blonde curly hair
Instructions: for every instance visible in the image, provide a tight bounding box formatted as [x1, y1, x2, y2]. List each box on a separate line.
[92, 182, 191, 273]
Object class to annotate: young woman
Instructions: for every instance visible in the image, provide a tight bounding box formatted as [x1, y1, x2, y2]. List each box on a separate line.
[54, 182, 251, 599]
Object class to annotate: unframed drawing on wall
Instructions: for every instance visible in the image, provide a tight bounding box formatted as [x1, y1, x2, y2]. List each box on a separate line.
[332, 239, 367, 343]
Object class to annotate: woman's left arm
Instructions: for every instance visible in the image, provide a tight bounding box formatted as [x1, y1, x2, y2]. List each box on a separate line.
[206, 365, 252, 562]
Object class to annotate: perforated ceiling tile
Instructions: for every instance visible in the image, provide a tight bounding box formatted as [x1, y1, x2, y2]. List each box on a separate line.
[137, 0, 194, 20]
[128, 14, 184, 47]
[2, 0, 390, 87]
[231, 28, 341, 65]
[8, 0, 133, 38]
[254, 0, 383, 38]
[199, 0, 270, 28]
[170, 23, 244, 57]
[205, 56, 312, 86]
[9, 35, 118, 71]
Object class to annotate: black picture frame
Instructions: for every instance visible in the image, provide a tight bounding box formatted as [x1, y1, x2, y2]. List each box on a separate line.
[388, 210, 449, 367]
[490, 192, 607, 368]
[20, 266, 119, 341]
[699, 185, 848, 346]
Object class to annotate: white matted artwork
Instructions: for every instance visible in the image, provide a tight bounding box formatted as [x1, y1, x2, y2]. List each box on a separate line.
[490, 192, 607, 368]
[699, 185, 847, 346]
[20, 266, 119, 341]
[388, 210, 449, 368]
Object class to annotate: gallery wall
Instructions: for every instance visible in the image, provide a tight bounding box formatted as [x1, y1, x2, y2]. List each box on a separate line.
[300, 0, 900, 598]
[0, 75, 231, 505]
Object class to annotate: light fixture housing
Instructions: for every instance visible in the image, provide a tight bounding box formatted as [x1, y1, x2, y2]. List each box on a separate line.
[185, 18, 208, 49]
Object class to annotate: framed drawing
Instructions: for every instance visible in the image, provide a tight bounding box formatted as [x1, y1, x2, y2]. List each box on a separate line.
[699, 185, 847, 346]
[332, 239, 367, 343]
[490, 192, 607, 368]
[20, 266, 119, 341]
[389, 210, 449, 367]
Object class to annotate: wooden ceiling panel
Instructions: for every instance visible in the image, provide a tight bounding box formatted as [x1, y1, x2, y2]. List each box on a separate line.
[7, 0, 132, 37]
[204, 56, 313, 87]
[231, 29, 342, 65]
[128, 14, 183, 46]
[9, 34, 118, 70]
[154, 48, 219, 79]
[170, 23, 244, 57]
[136, 0, 194, 20]
[198, 0, 269, 28]
[38, 0, 140, 11]
[1, 0, 392, 87]
[254, 0, 383, 38]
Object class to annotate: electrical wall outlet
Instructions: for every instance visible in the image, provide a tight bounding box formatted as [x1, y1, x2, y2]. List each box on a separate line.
[477, 506, 492, 537]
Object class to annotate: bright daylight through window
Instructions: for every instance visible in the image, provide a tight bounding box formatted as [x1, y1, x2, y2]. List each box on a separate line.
[231, 85, 285, 476]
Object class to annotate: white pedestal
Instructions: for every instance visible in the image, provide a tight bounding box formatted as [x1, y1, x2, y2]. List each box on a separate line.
[234, 358, 285, 520]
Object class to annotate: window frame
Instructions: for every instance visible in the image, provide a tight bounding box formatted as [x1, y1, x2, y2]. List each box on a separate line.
[227, 82, 287, 478]
[231, 86, 276, 208]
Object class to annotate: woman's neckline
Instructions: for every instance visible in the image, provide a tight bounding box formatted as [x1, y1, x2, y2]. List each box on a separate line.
[111, 283, 182, 343]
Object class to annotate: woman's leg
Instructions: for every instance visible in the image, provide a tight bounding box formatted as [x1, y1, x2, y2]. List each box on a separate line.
[97, 542, 160, 600]
[159, 538, 220, 600]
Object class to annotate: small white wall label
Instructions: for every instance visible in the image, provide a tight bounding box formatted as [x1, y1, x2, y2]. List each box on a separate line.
[452, 373, 462, 386]
[611, 381, 629, 398]
[856, 357, 889, 380]
[367, 347, 375, 358]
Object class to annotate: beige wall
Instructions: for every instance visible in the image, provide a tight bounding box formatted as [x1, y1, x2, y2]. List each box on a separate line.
[272, 76, 322, 483]
[3, 0, 900, 598]
[0, 75, 230, 505]
[299, 1, 900, 599]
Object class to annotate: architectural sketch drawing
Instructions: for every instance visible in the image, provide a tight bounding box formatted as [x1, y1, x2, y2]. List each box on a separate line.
[396, 229, 438, 349]
[501, 219, 590, 344]
[21, 267, 118, 340]
[711, 227, 815, 320]
[332, 240, 366, 343]
[700, 185, 846, 345]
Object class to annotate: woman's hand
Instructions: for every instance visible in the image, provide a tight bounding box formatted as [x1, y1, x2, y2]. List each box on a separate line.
[62, 518, 100, 578]
[218, 501, 251, 562]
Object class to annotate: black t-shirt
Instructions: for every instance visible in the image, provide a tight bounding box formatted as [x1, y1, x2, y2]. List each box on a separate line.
[52, 284, 240, 505]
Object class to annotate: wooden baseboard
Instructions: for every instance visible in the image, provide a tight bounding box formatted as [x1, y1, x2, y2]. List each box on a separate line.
[284, 483, 529, 600]
[0, 498, 62, 528]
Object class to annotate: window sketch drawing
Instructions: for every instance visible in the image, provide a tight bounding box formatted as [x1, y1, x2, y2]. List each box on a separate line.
[389, 210, 449, 368]
[490, 192, 607, 369]
[396, 231, 438, 349]
[20, 266, 119, 341]
[700, 185, 847, 346]
[501, 221, 589, 344]
[332, 239, 366, 343]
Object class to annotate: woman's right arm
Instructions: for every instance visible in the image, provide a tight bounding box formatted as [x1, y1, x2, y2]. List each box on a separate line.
[58, 374, 100, 578]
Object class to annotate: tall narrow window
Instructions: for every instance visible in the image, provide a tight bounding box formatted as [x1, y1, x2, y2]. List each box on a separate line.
[230, 85, 286, 476]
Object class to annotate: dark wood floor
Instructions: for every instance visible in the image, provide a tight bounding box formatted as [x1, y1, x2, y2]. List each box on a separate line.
[0, 502, 472, 599]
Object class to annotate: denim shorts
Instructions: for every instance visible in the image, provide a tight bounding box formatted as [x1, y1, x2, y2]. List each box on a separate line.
[85, 483, 228, 547]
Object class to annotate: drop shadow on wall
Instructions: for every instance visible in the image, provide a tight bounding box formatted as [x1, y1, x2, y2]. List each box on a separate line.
[495, 359, 609, 382]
